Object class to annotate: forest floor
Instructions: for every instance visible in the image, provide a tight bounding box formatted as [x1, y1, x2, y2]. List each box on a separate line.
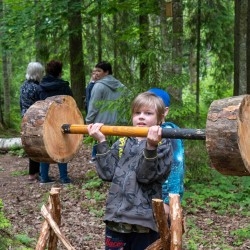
[0, 143, 250, 249]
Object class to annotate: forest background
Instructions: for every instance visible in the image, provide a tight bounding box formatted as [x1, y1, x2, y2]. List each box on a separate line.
[0, 0, 250, 249]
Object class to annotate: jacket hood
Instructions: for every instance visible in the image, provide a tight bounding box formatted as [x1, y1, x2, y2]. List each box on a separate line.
[96, 75, 124, 91]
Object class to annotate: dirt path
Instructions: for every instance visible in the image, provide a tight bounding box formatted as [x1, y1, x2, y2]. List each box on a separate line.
[0, 144, 250, 249]
[0, 145, 105, 249]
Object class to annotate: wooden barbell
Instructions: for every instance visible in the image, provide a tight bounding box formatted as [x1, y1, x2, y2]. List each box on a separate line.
[21, 95, 250, 176]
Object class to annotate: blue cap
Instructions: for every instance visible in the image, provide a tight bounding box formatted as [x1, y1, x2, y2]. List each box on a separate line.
[148, 88, 170, 107]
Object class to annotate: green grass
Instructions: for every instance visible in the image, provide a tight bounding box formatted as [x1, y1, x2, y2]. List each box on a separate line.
[81, 169, 107, 218]
[182, 167, 250, 249]
[11, 170, 28, 177]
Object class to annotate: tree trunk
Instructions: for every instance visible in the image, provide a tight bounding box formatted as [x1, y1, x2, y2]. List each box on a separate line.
[97, 0, 102, 62]
[0, 138, 22, 151]
[34, 0, 49, 65]
[2, 51, 11, 128]
[68, 0, 85, 110]
[234, 0, 248, 95]
[206, 95, 250, 176]
[139, 2, 149, 87]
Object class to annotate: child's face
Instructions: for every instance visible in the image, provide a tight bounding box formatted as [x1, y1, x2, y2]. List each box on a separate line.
[91, 69, 99, 81]
[132, 106, 159, 127]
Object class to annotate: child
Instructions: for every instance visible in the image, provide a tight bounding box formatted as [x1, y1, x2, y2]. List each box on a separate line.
[148, 88, 185, 221]
[87, 92, 173, 250]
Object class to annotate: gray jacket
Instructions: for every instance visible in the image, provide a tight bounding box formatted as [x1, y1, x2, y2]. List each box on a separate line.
[95, 137, 172, 232]
[85, 75, 125, 124]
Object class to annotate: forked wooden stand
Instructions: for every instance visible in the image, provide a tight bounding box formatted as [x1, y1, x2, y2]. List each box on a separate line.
[35, 187, 75, 250]
[36, 188, 182, 250]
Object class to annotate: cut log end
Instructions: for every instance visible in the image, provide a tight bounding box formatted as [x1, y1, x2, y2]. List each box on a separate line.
[21, 95, 84, 163]
[206, 95, 250, 176]
[238, 95, 250, 174]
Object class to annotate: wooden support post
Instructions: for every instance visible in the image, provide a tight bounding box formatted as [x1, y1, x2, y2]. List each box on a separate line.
[169, 194, 182, 250]
[35, 187, 61, 250]
[48, 188, 61, 249]
[146, 199, 170, 250]
[41, 205, 75, 250]
[147, 195, 183, 250]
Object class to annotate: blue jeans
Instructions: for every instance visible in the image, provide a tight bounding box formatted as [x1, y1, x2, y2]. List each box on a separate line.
[105, 226, 159, 250]
[91, 144, 97, 159]
[40, 162, 68, 181]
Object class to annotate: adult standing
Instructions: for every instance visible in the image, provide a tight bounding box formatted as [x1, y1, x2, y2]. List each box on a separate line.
[37, 60, 73, 184]
[20, 62, 44, 182]
[85, 61, 126, 125]
[86, 61, 126, 162]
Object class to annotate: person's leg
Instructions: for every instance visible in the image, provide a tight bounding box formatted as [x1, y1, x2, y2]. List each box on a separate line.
[130, 230, 159, 250]
[105, 227, 128, 250]
[90, 144, 97, 163]
[58, 163, 71, 183]
[40, 163, 53, 183]
[28, 159, 40, 181]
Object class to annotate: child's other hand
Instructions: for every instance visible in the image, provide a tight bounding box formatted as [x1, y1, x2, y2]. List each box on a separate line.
[87, 123, 106, 143]
[146, 125, 162, 149]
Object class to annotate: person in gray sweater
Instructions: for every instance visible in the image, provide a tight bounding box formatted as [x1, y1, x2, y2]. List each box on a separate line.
[85, 61, 126, 125]
[86, 61, 126, 163]
[87, 92, 173, 250]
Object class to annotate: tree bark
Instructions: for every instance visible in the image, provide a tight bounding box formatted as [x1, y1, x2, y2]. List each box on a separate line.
[206, 95, 250, 176]
[41, 205, 75, 250]
[68, 0, 85, 110]
[48, 188, 62, 249]
[21, 95, 84, 163]
[36, 187, 61, 250]
[169, 194, 182, 250]
[151, 198, 170, 249]
[0, 138, 21, 151]
[234, 0, 248, 95]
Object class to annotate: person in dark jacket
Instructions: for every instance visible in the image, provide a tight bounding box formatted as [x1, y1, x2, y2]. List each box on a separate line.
[20, 61, 44, 183]
[85, 68, 98, 113]
[37, 60, 73, 184]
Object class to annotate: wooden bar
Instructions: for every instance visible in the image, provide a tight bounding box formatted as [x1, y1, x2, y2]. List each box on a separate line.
[61, 124, 206, 140]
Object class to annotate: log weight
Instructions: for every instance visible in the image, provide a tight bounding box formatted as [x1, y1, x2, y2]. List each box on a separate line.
[21, 95, 250, 176]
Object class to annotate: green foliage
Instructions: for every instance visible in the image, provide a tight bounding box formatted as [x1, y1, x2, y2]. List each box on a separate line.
[183, 170, 250, 216]
[183, 218, 204, 249]
[0, 199, 11, 248]
[9, 147, 26, 157]
[0, 200, 11, 230]
[15, 234, 35, 246]
[231, 225, 250, 246]
[1, 0, 235, 133]
[83, 173, 103, 190]
[184, 140, 211, 181]
[11, 170, 28, 177]
[183, 167, 250, 249]
[81, 170, 107, 218]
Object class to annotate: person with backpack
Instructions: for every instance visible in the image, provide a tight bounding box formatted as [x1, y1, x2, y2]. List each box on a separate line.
[148, 88, 185, 223]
